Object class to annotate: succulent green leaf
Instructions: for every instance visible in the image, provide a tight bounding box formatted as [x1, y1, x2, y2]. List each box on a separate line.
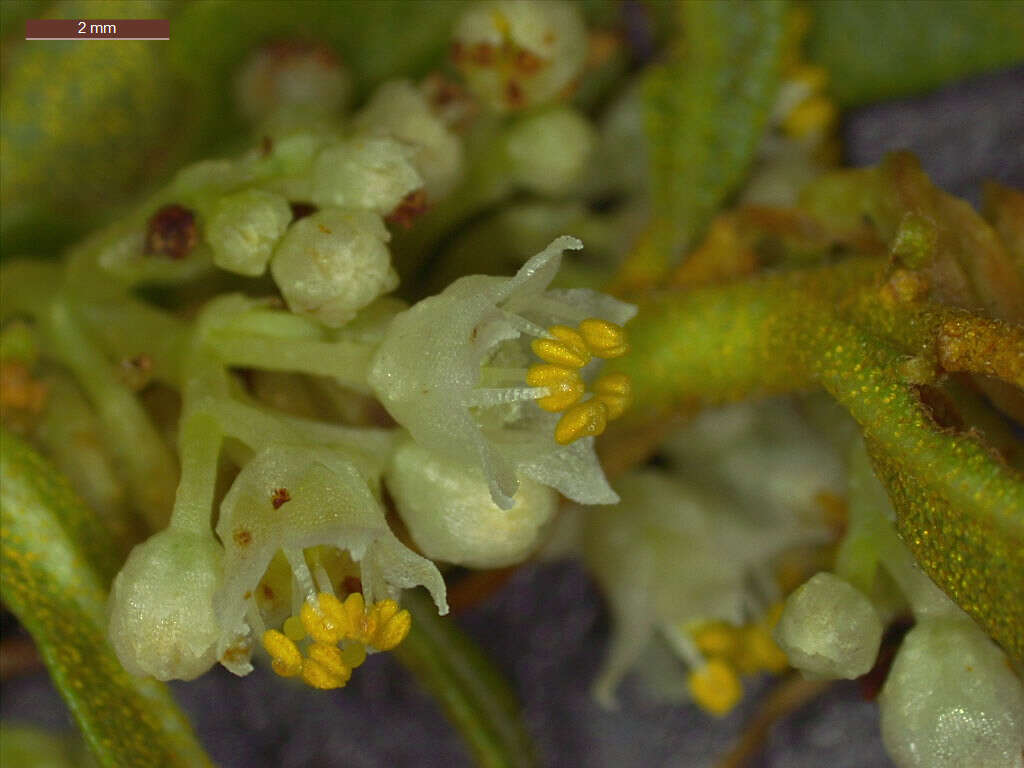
[0, 430, 213, 768]
[636, 0, 786, 281]
[807, 0, 1024, 107]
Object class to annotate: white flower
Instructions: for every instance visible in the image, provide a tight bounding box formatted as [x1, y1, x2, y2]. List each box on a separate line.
[212, 443, 447, 676]
[269, 208, 398, 328]
[205, 189, 293, 277]
[451, 1, 587, 112]
[879, 617, 1024, 768]
[773, 572, 883, 679]
[309, 137, 423, 215]
[107, 528, 224, 681]
[385, 433, 558, 567]
[353, 80, 464, 201]
[368, 236, 635, 509]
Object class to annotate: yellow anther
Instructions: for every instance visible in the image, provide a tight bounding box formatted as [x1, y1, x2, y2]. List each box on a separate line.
[531, 325, 591, 368]
[282, 615, 306, 642]
[369, 601, 412, 651]
[783, 95, 836, 139]
[692, 621, 741, 660]
[301, 642, 352, 690]
[526, 364, 585, 412]
[554, 399, 608, 445]
[737, 603, 789, 674]
[687, 659, 743, 717]
[340, 641, 368, 669]
[300, 595, 344, 645]
[340, 592, 370, 642]
[262, 629, 303, 678]
[791, 64, 828, 93]
[592, 372, 632, 421]
[578, 318, 629, 358]
[739, 625, 790, 675]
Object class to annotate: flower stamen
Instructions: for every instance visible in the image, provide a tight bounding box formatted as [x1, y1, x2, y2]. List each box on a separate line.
[266, 592, 412, 689]
[531, 325, 591, 368]
[555, 399, 608, 445]
[262, 629, 303, 677]
[579, 318, 629, 358]
[525, 320, 631, 444]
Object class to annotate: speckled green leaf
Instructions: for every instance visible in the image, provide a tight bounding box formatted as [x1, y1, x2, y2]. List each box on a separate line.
[0, 430, 212, 768]
[1, 1, 180, 255]
[643, 0, 785, 267]
[807, 0, 1024, 107]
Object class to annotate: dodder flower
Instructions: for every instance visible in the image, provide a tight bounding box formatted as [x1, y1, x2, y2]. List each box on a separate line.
[368, 236, 635, 509]
[212, 444, 447, 680]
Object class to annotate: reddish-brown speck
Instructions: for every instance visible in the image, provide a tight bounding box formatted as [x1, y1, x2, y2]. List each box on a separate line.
[289, 201, 317, 221]
[271, 487, 291, 509]
[233, 529, 253, 547]
[386, 188, 429, 229]
[145, 204, 198, 260]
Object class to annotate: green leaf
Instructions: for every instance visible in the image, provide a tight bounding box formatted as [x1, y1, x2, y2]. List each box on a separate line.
[807, 0, 1024, 107]
[0, 723, 95, 768]
[0, 430, 213, 768]
[394, 590, 537, 768]
[0, 1, 182, 255]
[632, 0, 785, 283]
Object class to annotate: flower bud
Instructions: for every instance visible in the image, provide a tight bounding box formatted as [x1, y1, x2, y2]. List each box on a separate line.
[107, 528, 224, 681]
[205, 189, 293, 276]
[235, 39, 351, 124]
[309, 137, 423, 215]
[353, 80, 465, 200]
[386, 435, 557, 568]
[879, 617, 1024, 768]
[451, 1, 587, 112]
[503, 106, 596, 196]
[270, 209, 398, 328]
[774, 572, 883, 679]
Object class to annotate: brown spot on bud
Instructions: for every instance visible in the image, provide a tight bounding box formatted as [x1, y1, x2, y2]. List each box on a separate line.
[233, 529, 253, 547]
[470, 42, 495, 66]
[514, 48, 544, 74]
[271, 487, 291, 509]
[317, 224, 332, 234]
[244, 591, 252, 600]
[220, 643, 251, 665]
[289, 201, 317, 221]
[385, 188, 429, 229]
[260, 135, 274, 157]
[261, 584, 275, 600]
[504, 79, 524, 108]
[0, 360, 48, 414]
[262, 38, 340, 69]
[145, 204, 198, 260]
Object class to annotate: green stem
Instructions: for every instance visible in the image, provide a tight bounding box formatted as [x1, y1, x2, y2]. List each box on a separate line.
[205, 330, 376, 393]
[617, 256, 1024, 663]
[43, 296, 178, 530]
